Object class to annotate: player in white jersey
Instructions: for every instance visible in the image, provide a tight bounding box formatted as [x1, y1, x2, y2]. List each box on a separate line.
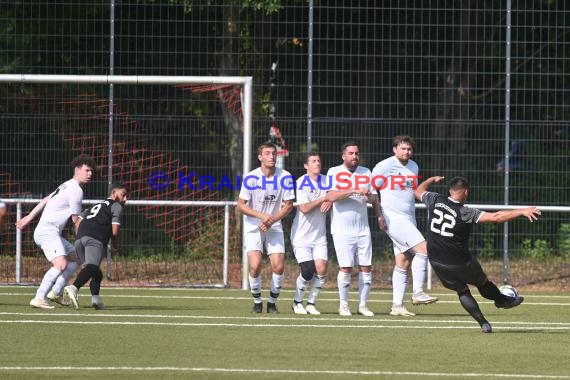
[326, 141, 385, 317]
[237, 142, 294, 314]
[290, 153, 332, 315]
[16, 154, 96, 309]
[372, 135, 438, 317]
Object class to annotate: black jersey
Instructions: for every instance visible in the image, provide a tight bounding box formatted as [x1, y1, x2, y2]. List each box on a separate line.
[421, 191, 483, 265]
[77, 199, 123, 245]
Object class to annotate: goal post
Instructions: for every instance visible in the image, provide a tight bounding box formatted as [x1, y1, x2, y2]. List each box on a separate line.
[0, 74, 252, 288]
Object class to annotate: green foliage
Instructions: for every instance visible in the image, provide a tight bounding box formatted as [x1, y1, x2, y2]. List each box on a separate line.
[558, 223, 570, 257]
[475, 223, 496, 259]
[521, 238, 552, 260]
[169, 0, 283, 14]
[184, 218, 225, 263]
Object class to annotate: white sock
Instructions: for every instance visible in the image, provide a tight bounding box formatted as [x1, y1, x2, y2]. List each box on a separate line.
[36, 267, 62, 299]
[392, 266, 408, 306]
[294, 274, 308, 303]
[337, 271, 351, 306]
[411, 254, 429, 295]
[51, 261, 78, 295]
[307, 274, 326, 305]
[92, 295, 100, 304]
[358, 271, 372, 308]
[249, 275, 262, 303]
[268, 272, 283, 304]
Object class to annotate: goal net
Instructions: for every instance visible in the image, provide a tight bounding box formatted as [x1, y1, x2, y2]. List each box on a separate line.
[0, 74, 252, 288]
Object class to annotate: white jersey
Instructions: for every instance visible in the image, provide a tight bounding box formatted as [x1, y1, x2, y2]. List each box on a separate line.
[238, 167, 295, 233]
[326, 164, 375, 235]
[37, 178, 84, 233]
[290, 174, 328, 247]
[372, 156, 419, 220]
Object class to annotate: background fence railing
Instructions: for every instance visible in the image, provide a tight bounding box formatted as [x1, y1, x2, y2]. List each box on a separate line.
[1, 1, 569, 289]
[2, 198, 569, 290]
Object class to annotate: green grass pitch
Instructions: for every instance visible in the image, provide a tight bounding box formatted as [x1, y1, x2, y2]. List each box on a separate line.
[0, 286, 569, 379]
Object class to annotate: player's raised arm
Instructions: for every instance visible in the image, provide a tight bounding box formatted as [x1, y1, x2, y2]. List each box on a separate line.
[478, 206, 541, 224]
[414, 176, 445, 200]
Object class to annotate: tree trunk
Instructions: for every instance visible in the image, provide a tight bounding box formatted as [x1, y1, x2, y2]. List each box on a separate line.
[431, 3, 480, 173]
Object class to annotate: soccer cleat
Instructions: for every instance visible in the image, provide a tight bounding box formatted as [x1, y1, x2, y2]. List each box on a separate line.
[292, 302, 307, 315]
[47, 290, 71, 306]
[250, 302, 263, 314]
[495, 295, 524, 309]
[63, 285, 80, 309]
[389, 305, 416, 317]
[357, 305, 375, 317]
[92, 302, 106, 310]
[411, 291, 438, 305]
[480, 322, 493, 333]
[267, 302, 279, 314]
[29, 297, 55, 309]
[305, 304, 321, 315]
[338, 304, 352, 316]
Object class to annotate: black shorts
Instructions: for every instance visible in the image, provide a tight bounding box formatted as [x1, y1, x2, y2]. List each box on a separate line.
[430, 257, 488, 292]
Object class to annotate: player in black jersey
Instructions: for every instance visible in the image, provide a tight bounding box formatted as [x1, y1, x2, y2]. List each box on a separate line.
[64, 184, 128, 309]
[415, 176, 541, 333]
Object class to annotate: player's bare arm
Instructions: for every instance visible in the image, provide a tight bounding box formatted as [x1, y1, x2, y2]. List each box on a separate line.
[478, 207, 541, 224]
[236, 197, 273, 227]
[15, 195, 51, 230]
[74, 216, 83, 234]
[111, 224, 121, 252]
[325, 188, 369, 203]
[414, 175, 445, 200]
[298, 195, 328, 214]
[369, 193, 387, 231]
[270, 199, 294, 223]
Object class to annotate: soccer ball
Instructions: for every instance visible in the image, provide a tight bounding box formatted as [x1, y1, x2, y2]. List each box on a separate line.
[499, 285, 519, 298]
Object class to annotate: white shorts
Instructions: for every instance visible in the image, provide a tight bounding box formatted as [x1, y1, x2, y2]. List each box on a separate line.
[292, 239, 328, 263]
[34, 225, 75, 262]
[385, 217, 425, 255]
[244, 229, 285, 255]
[332, 233, 372, 267]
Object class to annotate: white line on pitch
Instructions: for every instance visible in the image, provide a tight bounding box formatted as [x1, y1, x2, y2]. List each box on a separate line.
[1, 319, 569, 330]
[0, 366, 568, 379]
[1, 311, 569, 326]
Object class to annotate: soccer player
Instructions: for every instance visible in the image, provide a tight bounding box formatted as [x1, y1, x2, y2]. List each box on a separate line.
[416, 176, 540, 333]
[64, 184, 128, 310]
[372, 135, 438, 317]
[290, 152, 332, 315]
[237, 141, 295, 313]
[326, 141, 384, 317]
[16, 154, 96, 309]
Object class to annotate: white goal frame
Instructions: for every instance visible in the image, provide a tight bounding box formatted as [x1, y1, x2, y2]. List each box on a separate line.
[0, 74, 252, 289]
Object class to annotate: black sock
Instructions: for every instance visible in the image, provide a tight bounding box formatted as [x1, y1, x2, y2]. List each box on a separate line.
[90, 266, 103, 296]
[478, 280, 508, 303]
[73, 264, 99, 290]
[458, 289, 489, 326]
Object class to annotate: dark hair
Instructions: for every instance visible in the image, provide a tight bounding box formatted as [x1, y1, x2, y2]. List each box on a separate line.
[449, 177, 470, 191]
[257, 141, 277, 155]
[110, 183, 129, 192]
[304, 152, 321, 164]
[392, 135, 415, 150]
[71, 154, 96, 170]
[109, 183, 129, 197]
[341, 141, 359, 153]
